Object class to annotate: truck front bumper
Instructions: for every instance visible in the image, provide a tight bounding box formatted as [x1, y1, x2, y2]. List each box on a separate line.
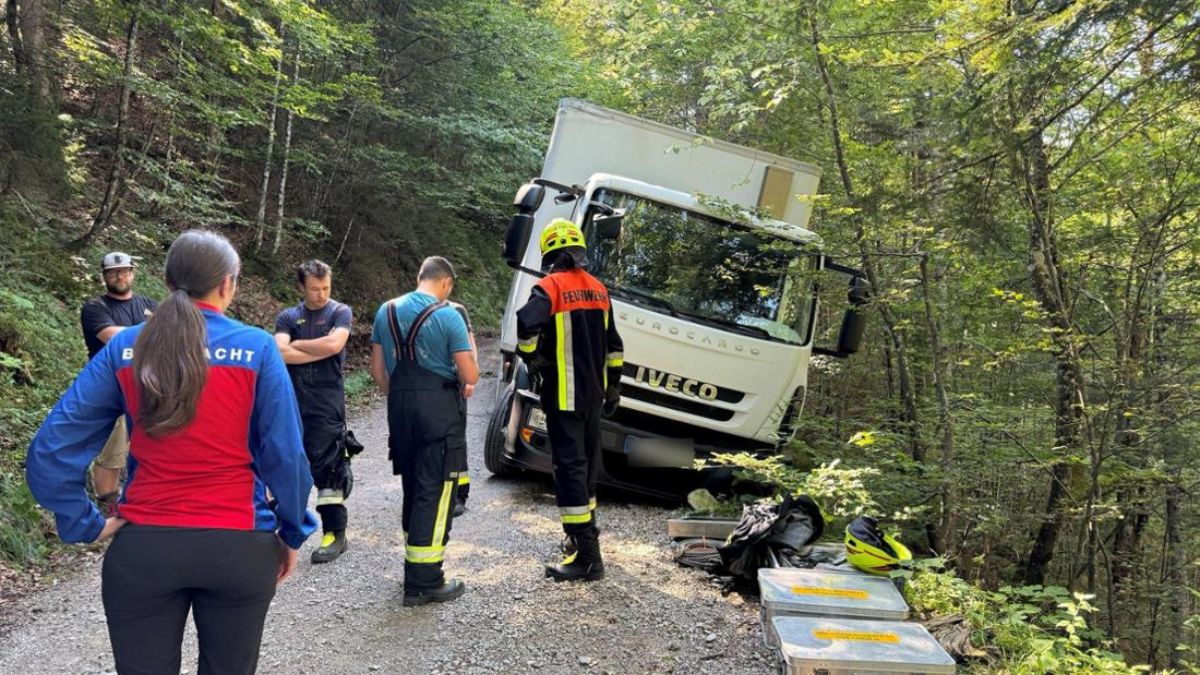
[505, 389, 774, 501]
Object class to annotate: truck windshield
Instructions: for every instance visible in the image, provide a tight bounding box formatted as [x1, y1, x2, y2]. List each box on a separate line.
[584, 189, 816, 345]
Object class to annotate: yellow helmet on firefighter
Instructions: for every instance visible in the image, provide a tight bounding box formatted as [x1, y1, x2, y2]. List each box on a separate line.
[539, 219, 586, 256]
[845, 516, 912, 575]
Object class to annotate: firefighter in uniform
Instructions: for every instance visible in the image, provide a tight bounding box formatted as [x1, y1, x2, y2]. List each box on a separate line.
[370, 256, 479, 606]
[516, 219, 623, 582]
[275, 259, 353, 563]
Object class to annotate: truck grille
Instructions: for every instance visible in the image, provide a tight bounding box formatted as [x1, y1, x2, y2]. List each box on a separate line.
[621, 385, 735, 422]
[621, 363, 746, 403]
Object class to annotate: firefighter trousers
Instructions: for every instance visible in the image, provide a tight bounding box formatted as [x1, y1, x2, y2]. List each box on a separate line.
[545, 406, 602, 535]
[456, 391, 470, 506]
[293, 366, 350, 534]
[387, 367, 466, 591]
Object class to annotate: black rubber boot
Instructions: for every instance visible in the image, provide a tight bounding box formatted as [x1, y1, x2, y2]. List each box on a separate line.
[310, 530, 347, 564]
[545, 529, 604, 582]
[453, 481, 469, 517]
[403, 578, 466, 607]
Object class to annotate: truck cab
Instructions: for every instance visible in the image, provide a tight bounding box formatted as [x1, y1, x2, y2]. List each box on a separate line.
[485, 101, 865, 500]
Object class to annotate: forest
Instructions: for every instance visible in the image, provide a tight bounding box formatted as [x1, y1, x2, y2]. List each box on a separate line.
[1, 1, 1198, 672]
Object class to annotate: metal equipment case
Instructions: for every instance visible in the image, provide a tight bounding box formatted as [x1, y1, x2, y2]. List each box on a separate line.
[759, 568, 909, 647]
[772, 616, 956, 674]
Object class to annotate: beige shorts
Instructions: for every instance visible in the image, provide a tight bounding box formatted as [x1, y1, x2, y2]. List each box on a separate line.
[94, 416, 130, 470]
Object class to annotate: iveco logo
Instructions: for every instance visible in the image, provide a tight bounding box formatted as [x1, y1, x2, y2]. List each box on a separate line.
[618, 311, 762, 356]
[634, 365, 720, 401]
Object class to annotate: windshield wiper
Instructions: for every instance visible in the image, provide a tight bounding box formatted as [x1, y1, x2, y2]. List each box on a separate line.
[722, 322, 774, 340]
[609, 285, 680, 317]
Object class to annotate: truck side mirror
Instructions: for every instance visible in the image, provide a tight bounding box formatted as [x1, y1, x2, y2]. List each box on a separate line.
[836, 276, 870, 355]
[837, 306, 866, 356]
[502, 183, 546, 266]
[593, 209, 625, 240]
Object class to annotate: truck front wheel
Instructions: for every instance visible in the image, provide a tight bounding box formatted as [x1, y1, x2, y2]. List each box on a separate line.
[484, 386, 518, 477]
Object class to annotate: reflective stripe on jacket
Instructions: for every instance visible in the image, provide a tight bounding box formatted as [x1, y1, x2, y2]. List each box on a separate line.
[515, 268, 623, 412]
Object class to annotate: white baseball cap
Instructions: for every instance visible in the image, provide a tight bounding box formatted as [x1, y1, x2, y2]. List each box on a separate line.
[101, 251, 138, 270]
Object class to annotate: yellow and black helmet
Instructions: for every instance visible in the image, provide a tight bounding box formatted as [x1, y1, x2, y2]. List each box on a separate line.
[539, 218, 586, 256]
[845, 516, 912, 575]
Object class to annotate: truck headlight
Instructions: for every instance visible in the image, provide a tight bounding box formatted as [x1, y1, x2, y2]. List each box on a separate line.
[526, 407, 547, 432]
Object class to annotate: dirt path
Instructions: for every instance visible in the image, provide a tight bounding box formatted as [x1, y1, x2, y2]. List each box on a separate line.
[0, 342, 773, 674]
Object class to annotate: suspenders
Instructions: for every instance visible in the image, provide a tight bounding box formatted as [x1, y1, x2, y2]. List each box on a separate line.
[386, 299, 448, 367]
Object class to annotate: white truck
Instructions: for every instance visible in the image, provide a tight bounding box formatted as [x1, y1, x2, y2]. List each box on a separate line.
[486, 99, 867, 499]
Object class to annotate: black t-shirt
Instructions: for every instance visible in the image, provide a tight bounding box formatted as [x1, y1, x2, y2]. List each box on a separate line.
[274, 300, 353, 371]
[81, 294, 158, 358]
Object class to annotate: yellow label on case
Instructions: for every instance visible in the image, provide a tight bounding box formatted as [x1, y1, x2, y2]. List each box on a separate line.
[790, 586, 870, 600]
[813, 630, 900, 644]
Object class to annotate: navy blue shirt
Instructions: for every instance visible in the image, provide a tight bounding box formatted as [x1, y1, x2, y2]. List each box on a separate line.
[371, 292, 470, 382]
[274, 300, 353, 371]
[81, 294, 158, 359]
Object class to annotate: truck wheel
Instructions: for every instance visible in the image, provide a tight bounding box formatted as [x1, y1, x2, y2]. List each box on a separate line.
[485, 386, 518, 476]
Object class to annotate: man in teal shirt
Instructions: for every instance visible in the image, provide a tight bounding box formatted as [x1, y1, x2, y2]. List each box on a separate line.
[370, 256, 479, 606]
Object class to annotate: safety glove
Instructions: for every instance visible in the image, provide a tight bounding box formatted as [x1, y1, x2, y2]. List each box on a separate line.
[602, 385, 621, 418]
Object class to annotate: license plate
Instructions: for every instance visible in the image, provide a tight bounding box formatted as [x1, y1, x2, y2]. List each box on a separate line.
[526, 407, 547, 432]
[626, 436, 695, 468]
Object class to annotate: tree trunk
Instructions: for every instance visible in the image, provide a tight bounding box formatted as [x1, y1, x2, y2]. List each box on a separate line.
[335, 217, 353, 262]
[5, 0, 26, 76]
[254, 23, 285, 250]
[1162, 476, 1187, 669]
[921, 254, 956, 555]
[17, 0, 51, 105]
[272, 51, 299, 255]
[81, 5, 139, 244]
[1018, 126, 1087, 586]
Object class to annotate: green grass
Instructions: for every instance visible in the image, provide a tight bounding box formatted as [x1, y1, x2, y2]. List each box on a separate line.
[344, 369, 377, 404]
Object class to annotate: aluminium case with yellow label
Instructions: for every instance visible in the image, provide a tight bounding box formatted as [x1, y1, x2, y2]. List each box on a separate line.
[772, 616, 956, 674]
[759, 567, 909, 647]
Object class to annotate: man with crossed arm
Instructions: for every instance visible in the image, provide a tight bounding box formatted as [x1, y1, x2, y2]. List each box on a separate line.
[275, 260, 354, 564]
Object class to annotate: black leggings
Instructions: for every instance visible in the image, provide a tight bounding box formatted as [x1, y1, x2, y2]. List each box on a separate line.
[102, 525, 280, 675]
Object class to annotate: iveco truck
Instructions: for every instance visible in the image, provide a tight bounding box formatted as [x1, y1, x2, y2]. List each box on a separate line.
[485, 99, 866, 499]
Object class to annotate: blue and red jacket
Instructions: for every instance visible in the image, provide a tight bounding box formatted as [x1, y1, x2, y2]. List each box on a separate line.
[26, 303, 317, 549]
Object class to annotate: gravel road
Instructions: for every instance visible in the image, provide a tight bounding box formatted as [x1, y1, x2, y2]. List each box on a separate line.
[0, 341, 774, 674]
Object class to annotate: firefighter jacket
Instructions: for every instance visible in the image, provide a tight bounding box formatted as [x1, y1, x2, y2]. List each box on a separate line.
[516, 268, 624, 413]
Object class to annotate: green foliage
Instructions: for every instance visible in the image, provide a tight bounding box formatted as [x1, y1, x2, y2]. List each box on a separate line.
[0, 474, 49, 565]
[905, 566, 1151, 674]
[0, 209, 99, 565]
[704, 453, 879, 521]
[343, 369, 375, 404]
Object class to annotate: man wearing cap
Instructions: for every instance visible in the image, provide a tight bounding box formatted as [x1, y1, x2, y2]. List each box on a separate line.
[80, 252, 158, 510]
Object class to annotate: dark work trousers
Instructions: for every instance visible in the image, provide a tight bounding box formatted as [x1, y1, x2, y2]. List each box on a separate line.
[387, 361, 466, 590]
[102, 525, 279, 675]
[544, 405, 602, 535]
[290, 358, 349, 533]
[385, 300, 467, 590]
[456, 391, 470, 507]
